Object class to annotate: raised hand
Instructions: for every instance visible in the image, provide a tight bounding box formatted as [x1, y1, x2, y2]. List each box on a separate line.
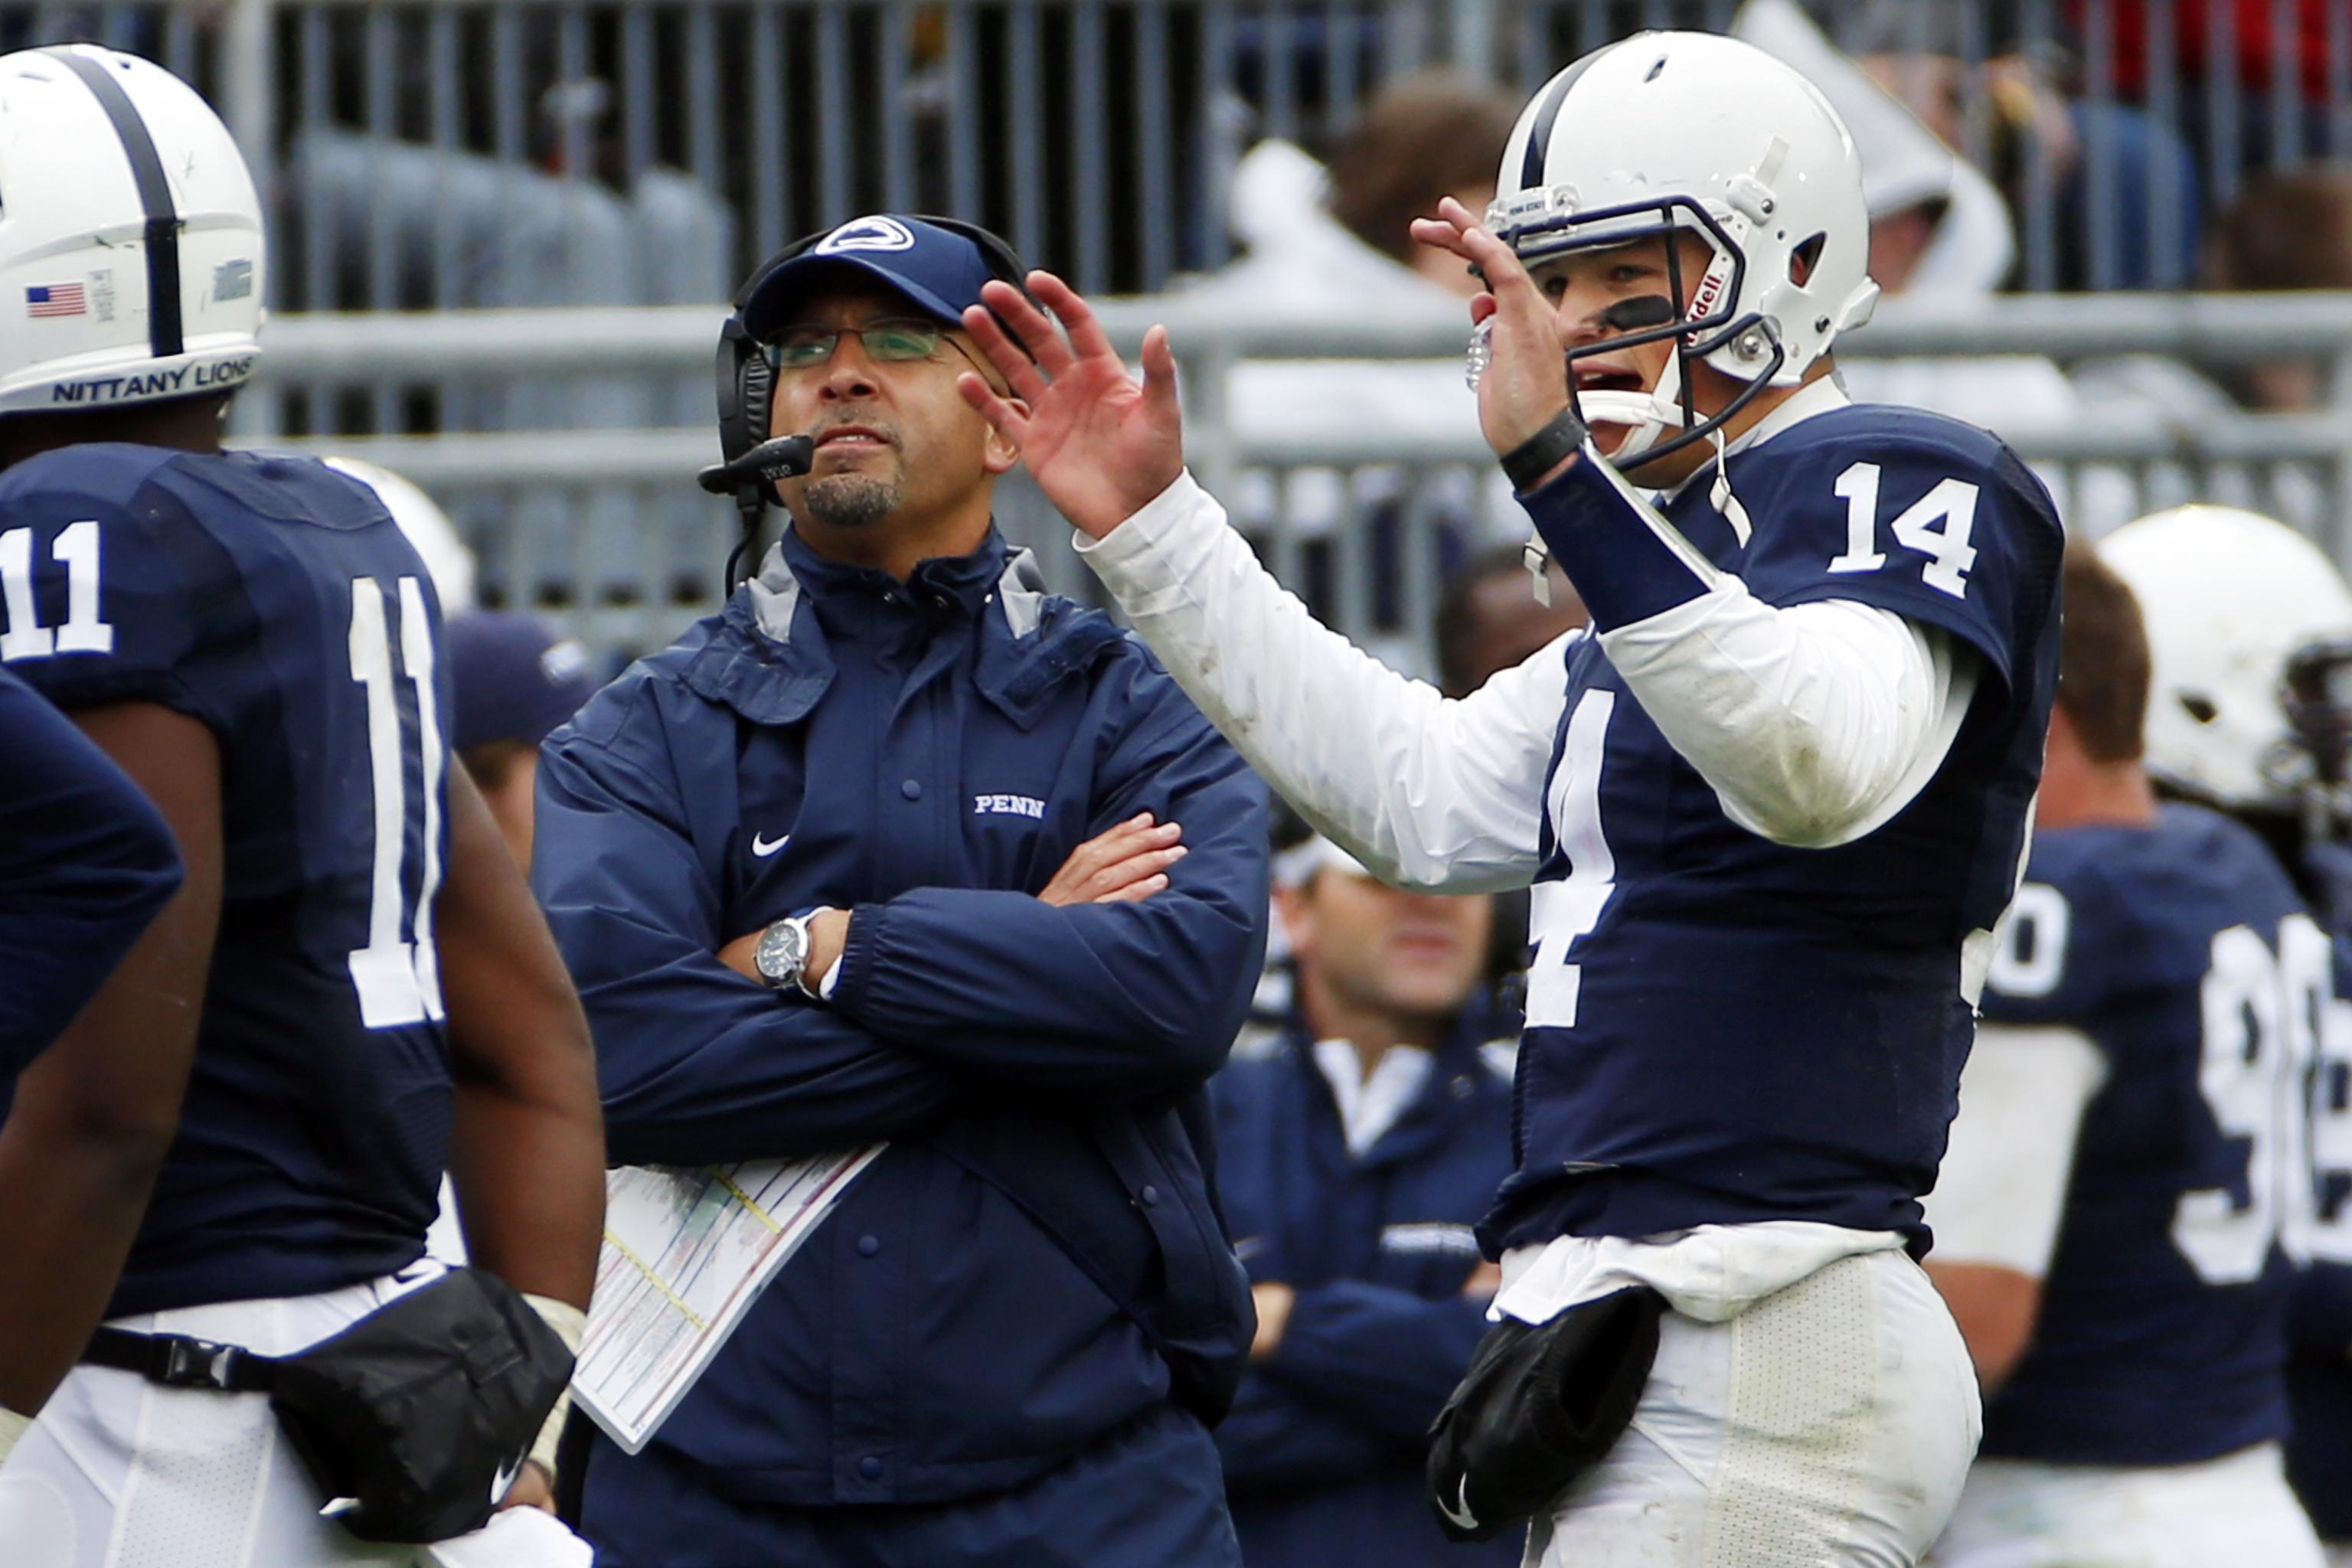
[956, 272, 1184, 540]
[1408, 197, 1576, 460]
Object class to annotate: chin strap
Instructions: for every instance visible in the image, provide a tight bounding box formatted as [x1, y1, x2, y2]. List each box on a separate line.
[1707, 423, 1752, 547]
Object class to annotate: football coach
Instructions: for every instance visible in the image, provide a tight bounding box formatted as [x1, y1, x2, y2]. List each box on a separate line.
[532, 214, 1270, 1567]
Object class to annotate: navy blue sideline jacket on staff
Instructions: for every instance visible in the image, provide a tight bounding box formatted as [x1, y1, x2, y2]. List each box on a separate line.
[1208, 1021, 1521, 1568]
[0, 443, 461, 1314]
[534, 525, 1269, 1563]
[0, 665, 183, 1073]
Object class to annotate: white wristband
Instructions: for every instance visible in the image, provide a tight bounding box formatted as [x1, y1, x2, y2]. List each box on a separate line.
[522, 1295, 587, 1482]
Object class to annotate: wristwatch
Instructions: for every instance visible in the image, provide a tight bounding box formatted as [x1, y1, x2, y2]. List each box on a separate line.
[753, 910, 830, 998]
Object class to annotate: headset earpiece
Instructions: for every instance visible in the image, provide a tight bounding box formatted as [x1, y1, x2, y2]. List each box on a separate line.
[716, 313, 783, 514]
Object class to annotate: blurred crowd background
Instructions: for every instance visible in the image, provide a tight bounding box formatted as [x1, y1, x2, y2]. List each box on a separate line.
[6, 0, 2348, 671]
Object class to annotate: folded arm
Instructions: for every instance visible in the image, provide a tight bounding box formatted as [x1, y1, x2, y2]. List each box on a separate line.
[1257, 1279, 1496, 1446]
[535, 733, 975, 1166]
[1214, 1370, 1400, 1492]
[831, 695, 1269, 1096]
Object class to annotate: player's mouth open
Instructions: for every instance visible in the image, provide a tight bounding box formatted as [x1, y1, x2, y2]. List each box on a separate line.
[1573, 367, 1646, 395]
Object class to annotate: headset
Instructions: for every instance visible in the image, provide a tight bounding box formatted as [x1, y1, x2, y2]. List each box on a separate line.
[704, 215, 1034, 590]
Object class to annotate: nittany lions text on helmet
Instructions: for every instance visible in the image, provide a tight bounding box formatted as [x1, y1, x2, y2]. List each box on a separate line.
[0, 44, 265, 414]
[1487, 31, 1878, 466]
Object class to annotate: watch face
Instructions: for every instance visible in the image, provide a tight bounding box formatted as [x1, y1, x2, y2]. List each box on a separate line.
[756, 921, 805, 986]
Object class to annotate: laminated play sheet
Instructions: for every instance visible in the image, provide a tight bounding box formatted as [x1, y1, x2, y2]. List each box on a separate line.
[573, 1148, 884, 1453]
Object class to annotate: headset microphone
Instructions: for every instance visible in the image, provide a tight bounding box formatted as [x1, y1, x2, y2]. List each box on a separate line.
[697, 433, 816, 498]
[704, 433, 816, 593]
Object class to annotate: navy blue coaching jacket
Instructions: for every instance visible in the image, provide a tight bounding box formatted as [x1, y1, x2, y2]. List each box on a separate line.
[534, 526, 1269, 1510]
[1210, 1023, 1521, 1568]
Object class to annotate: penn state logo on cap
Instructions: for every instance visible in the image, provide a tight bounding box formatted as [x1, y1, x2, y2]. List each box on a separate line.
[741, 213, 997, 338]
[814, 216, 917, 256]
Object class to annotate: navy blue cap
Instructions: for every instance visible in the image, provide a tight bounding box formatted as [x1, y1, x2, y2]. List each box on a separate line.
[740, 215, 997, 341]
[445, 611, 599, 752]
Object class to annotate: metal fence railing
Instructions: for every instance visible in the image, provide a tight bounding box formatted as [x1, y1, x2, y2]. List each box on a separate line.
[10, 2, 2350, 655]
[6, 1, 2348, 324]
[241, 291, 2352, 662]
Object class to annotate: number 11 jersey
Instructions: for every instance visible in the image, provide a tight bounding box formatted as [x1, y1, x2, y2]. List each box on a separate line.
[0, 442, 452, 1316]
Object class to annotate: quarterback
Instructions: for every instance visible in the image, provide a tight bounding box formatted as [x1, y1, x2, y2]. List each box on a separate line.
[960, 31, 2062, 1566]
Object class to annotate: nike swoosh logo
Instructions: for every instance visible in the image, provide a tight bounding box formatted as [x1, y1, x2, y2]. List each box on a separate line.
[1437, 1475, 1479, 1532]
[752, 831, 790, 858]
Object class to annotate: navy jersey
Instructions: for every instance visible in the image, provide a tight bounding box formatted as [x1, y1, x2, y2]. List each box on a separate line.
[0, 665, 182, 1072]
[1491, 404, 2063, 1259]
[1975, 805, 2306, 1465]
[0, 443, 451, 1315]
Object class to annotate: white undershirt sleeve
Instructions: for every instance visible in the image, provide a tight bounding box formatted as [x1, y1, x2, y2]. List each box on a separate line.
[1078, 471, 1565, 893]
[1597, 584, 1978, 848]
[1924, 1023, 2109, 1276]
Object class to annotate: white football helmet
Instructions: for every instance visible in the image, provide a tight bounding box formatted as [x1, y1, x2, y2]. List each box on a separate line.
[0, 45, 264, 416]
[1489, 31, 1878, 467]
[323, 458, 479, 614]
[2100, 505, 2352, 815]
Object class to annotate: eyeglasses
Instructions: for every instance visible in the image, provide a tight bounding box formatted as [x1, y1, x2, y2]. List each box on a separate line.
[765, 318, 974, 373]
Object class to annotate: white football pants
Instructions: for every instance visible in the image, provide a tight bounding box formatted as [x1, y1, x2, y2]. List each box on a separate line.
[1523, 1248, 1981, 1567]
[1934, 1440, 2325, 1568]
[0, 1268, 443, 1568]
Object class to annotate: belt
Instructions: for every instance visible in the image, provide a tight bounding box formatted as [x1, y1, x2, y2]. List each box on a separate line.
[83, 1325, 278, 1393]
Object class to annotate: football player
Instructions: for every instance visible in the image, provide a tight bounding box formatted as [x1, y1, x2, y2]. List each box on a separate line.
[959, 29, 2061, 1565]
[0, 45, 604, 1561]
[1925, 544, 2326, 1566]
[2099, 506, 2352, 1568]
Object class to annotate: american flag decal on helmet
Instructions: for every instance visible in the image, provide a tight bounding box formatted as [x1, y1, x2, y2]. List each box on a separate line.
[26, 283, 87, 318]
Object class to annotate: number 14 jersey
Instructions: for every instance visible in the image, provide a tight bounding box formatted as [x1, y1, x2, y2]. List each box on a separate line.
[1488, 403, 2063, 1262]
[0, 443, 452, 1316]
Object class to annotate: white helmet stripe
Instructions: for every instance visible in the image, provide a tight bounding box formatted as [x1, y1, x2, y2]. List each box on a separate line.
[41, 46, 183, 360]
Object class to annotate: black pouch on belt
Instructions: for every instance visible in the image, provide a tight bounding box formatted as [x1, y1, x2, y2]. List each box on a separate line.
[83, 1266, 573, 1544]
[1423, 1284, 1667, 1543]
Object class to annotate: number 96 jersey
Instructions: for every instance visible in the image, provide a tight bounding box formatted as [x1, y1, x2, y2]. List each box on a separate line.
[1976, 805, 2309, 1466]
[0, 443, 452, 1317]
[1488, 403, 2063, 1263]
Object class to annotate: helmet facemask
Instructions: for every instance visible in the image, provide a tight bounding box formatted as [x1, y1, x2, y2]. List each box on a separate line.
[2279, 635, 2352, 840]
[1478, 192, 1787, 474]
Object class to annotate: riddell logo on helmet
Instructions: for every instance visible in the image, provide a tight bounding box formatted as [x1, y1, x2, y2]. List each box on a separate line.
[49, 355, 257, 405]
[1684, 262, 1730, 322]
